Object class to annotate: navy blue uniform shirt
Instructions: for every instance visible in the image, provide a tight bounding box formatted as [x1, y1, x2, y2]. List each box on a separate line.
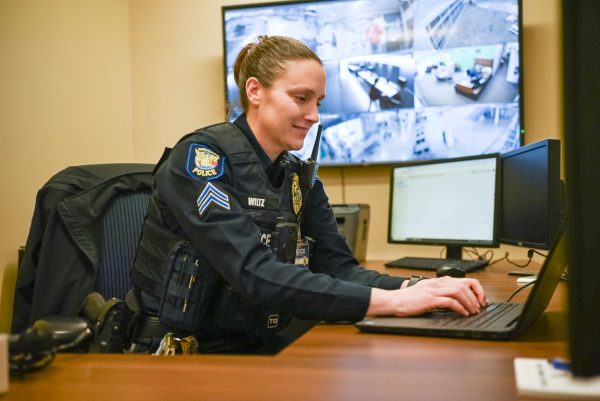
[150, 114, 405, 322]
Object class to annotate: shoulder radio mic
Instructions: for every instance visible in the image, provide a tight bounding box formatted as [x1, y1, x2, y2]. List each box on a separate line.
[300, 124, 322, 192]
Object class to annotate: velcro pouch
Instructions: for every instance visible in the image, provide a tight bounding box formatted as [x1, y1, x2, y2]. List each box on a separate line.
[158, 241, 217, 332]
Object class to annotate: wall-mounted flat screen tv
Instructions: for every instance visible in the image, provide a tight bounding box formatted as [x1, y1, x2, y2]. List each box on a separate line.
[222, 0, 523, 166]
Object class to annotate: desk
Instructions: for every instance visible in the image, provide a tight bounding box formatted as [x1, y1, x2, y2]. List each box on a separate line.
[4, 261, 569, 401]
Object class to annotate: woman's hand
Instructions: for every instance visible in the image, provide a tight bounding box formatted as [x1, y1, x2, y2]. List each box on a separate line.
[366, 276, 487, 317]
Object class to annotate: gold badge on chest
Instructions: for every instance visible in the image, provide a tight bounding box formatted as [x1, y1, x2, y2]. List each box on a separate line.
[290, 173, 302, 216]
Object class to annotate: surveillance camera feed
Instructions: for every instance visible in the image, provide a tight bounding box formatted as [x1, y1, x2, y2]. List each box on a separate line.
[222, 0, 522, 166]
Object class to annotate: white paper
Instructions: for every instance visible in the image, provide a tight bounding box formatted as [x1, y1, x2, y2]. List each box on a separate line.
[514, 357, 600, 399]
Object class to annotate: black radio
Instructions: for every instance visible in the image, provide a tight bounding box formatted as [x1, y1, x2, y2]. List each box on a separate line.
[270, 220, 299, 264]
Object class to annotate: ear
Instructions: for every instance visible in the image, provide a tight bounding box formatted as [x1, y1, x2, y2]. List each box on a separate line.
[245, 77, 262, 106]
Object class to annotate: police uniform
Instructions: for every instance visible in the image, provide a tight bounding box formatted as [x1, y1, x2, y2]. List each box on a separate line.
[131, 114, 405, 353]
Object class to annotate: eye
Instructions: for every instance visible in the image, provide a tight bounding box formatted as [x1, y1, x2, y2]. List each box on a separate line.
[295, 95, 307, 103]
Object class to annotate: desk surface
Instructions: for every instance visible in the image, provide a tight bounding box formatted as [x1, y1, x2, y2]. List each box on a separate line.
[5, 262, 570, 401]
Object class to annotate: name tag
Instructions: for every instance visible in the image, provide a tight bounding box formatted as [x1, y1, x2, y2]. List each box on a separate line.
[247, 197, 265, 207]
[295, 238, 310, 267]
[240, 194, 278, 209]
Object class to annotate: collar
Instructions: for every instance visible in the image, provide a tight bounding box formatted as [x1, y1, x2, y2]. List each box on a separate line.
[233, 114, 278, 171]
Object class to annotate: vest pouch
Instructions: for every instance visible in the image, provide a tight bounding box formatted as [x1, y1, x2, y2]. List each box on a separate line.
[158, 241, 216, 332]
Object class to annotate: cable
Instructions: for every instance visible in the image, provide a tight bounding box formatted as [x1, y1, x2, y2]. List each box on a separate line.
[433, 247, 544, 268]
[530, 249, 548, 258]
[464, 247, 494, 263]
[435, 247, 496, 263]
[487, 248, 548, 269]
[459, 246, 550, 269]
[506, 279, 537, 302]
[488, 252, 530, 268]
[486, 253, 507, 267]
[506, 252, 533, 267]
[507, 248, 548, 268]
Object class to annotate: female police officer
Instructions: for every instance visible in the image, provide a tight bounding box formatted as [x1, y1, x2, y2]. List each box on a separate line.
[131, 35, 486, 354]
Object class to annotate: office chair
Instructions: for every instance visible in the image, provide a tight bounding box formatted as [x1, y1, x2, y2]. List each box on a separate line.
[12, 164, 154, 338]
[95, 190, 150, 301]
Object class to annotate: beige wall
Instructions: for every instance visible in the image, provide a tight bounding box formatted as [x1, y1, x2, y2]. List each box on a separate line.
[0, 0, 133, 331]
[0, 0, 562, 332]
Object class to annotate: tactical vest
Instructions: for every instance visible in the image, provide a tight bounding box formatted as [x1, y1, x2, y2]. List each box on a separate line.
[131, 123, 302, 335]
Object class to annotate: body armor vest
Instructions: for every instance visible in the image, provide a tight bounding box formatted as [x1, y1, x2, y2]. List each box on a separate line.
[131, 123, 302, 334]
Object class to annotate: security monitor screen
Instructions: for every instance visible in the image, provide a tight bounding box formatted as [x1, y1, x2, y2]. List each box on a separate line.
[388, 154, 499, 245]
[222, 0, 522, 166]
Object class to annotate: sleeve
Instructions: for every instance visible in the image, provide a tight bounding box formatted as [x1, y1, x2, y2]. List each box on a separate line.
[153, 136, 374, 322]
[301, 179, 406, 290]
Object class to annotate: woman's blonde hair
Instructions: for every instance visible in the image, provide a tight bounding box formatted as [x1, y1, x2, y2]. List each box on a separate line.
[233, 35, 322, 111]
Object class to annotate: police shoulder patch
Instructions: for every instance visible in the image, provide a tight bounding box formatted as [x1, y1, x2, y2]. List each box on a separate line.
[186, 144, 225, 180]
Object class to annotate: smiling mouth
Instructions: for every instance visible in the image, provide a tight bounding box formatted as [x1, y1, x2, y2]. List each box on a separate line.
[293, 125, 310, 133]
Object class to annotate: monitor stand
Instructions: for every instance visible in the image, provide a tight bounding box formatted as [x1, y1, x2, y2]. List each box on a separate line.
[445, 245, 463, 261]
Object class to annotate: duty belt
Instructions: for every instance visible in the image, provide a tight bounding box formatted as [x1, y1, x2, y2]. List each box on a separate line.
[130, 315, 192, 353]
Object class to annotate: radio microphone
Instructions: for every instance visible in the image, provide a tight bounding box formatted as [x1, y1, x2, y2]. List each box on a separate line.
[300, 124, 322, 192]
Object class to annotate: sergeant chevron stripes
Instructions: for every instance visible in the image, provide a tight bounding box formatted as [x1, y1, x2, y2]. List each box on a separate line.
[197, 182, 230, 215]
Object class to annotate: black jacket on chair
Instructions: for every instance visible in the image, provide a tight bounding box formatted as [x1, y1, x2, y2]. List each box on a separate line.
[12, 164, 153, 334]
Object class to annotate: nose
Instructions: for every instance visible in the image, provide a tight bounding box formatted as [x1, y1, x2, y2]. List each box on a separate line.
[304, 102, 320, 124]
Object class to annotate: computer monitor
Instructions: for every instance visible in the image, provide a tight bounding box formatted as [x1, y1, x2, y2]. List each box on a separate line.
[387, 153, 500, 261]
[564, 0, 600, 378]
[500, 139, 562, 250]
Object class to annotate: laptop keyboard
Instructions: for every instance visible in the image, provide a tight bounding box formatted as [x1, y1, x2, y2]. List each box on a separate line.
[429, 302, 519, 329]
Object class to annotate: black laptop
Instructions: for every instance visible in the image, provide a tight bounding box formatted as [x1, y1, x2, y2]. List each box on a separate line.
[355, 230, 566, 340]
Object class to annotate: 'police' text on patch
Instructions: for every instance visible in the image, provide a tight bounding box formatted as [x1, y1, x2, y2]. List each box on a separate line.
[186, 144, 225, 180]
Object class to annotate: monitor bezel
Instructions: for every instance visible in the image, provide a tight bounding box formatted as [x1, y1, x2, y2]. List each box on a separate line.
[387, 152, 501, 249]
[221, 0, 525, 168]
[499, 138, 562, 250]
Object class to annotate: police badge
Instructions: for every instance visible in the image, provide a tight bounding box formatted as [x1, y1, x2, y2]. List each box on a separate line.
[186, 144, 225, 180]
[290, 173, 302, 216]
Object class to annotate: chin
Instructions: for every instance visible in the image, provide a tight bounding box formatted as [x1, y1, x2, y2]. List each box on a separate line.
[286, 137, 306, 152]
[290, 140, 305, 151]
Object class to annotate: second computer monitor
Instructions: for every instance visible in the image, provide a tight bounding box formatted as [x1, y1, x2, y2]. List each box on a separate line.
[500, 139, 561, 250]
[388, 154, 500, 260]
